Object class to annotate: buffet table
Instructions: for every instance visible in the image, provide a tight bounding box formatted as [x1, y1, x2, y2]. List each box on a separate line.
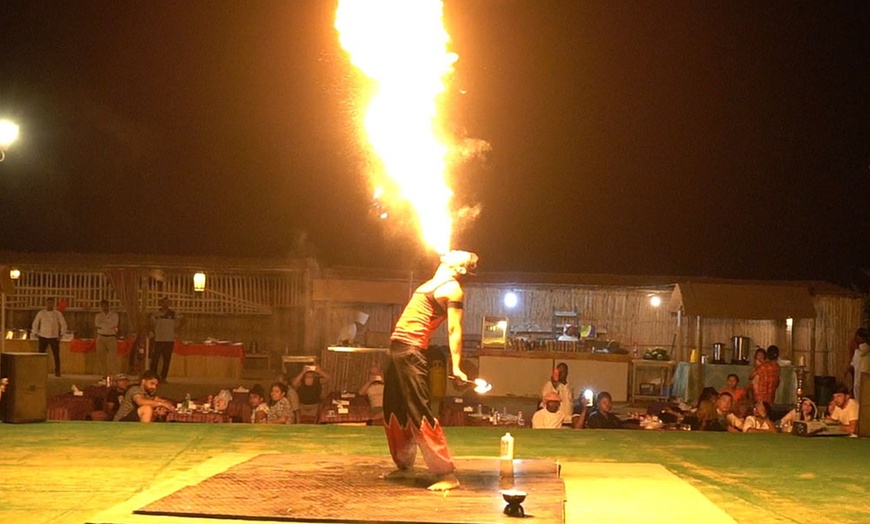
[476, 350, 631, 402]
[671, 362, 799, 405]
[3, 339, 243, 379]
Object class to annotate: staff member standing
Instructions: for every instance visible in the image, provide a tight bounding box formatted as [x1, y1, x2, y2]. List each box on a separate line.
[95, 299, 120, 376]
[150, 297, 181, 382]
[383, 250, 478, 491]
[32, 297, 68, 377]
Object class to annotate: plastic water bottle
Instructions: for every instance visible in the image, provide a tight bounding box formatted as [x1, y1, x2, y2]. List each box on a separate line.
[517, 411, 525, 427]
[500, 432, 515, 477]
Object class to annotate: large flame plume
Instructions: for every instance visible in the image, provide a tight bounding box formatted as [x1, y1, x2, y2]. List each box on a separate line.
[336, 0, 458, 254]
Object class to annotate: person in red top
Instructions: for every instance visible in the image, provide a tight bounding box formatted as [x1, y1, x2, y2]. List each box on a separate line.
[719, 373, 745, 407]
[383, 250, 478, 491]
[750, 346, 781, 404]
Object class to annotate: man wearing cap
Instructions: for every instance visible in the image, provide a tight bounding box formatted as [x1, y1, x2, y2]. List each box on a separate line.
[95, 299, 120, 376]
[532, 392, 565, 428]
[383, 250, 478, 491]
[104, 373, 131, 420]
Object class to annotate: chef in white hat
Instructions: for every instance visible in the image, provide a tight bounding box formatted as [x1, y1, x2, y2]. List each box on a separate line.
[337, 311, 370, 346]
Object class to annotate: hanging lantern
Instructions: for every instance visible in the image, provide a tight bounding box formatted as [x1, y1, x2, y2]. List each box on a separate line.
[193, 272, 206, 292]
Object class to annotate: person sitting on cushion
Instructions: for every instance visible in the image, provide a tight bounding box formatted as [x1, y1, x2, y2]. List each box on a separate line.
[532, 391, 565, 428]
[585, 391, 623, 429]
[266, 382, 294, 424]
[825, 384, 859, 435]
[705, 392, 744, 432]
[113, 370, 176, 423]
[779, 397, 817, 433]
[292, 366, 330, 421]
[248, 384, 269, 423]
[742, 401, 777, 433]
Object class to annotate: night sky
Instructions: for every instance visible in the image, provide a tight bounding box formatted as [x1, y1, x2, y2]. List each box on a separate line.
[1, 1, 867, 286]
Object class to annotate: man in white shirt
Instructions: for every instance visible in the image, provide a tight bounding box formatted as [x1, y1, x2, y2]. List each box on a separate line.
[149, 297, 181, 381]
[95, 299, 120, 376]
[541, 362, 575, 426]
[849, 328, 869, 402]
[825, 384, 859, 435]
[32, 297, 68, 377]
[532, 392, 565, 428]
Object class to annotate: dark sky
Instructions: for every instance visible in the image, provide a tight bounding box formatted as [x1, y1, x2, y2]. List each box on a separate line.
[1, 1, 868, 285]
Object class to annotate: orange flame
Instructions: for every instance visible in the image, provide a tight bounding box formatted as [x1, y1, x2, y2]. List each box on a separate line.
[336, 0, 458, 254]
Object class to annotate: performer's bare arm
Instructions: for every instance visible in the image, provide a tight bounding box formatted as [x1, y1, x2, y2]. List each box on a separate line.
[438, 282, 467, 382]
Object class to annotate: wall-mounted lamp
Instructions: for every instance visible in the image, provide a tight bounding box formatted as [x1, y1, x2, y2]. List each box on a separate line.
[193, 272, 206, 292]
[649, 295, 662, 308]
[503, 291, 518, 309]
[9, 268, 20, 280]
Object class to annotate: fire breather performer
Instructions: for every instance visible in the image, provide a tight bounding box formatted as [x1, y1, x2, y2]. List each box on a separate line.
[384, 250, 478, 491]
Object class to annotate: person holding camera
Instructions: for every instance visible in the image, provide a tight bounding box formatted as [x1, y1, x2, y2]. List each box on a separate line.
[292, 364, 330, 421]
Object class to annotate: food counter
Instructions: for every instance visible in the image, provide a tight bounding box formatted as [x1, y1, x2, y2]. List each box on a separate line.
[475, 349, 631, 402]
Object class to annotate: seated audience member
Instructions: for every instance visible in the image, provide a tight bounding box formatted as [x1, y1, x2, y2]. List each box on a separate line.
[532, 392, 565, 428]
[585, 391, 623, 429]
[292, 365, 330, 420]
[679, 387, 719, 430]
[742, 401, 777, 433]
[719, 374, 745, 406]
[248, 384, 269, 424]
[266, 382, 295, 424]
[541, 363, 575, 426]
[779, 397, 817, 432]
[274, 372, 301, 422]
[113, 370, 176, 423]
[825, 384, 859, 435]
[571, 397, 589, 429]
[705, 392, 743, 432]
[104, 373, 131, 420]
[358, 365, 385, 423]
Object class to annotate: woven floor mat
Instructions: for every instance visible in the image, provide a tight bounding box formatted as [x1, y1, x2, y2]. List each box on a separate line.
[136, 455, 564, 523]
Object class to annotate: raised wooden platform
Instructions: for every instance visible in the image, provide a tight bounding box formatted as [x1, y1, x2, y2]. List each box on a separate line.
[135, 455, 564, 523]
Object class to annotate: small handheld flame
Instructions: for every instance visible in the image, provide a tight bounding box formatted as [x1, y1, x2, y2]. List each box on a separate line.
[336, 0, 458, 254]
[473, 378, 493, 394]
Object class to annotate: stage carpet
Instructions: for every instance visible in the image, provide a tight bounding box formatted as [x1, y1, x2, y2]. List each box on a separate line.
[134, 455, 564, 523]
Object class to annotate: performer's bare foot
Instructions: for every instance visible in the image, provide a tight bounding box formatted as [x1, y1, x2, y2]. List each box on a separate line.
[427, 473, 460, 491]
[384, 468, 416, 480]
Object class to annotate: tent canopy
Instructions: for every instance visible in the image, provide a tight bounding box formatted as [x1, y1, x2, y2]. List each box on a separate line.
[669, 282, 816, 320]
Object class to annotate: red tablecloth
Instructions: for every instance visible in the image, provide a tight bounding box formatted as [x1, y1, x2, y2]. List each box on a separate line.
[47, 394, 97, 421]
[66, 339, 244, 361]
[69, 338, 135, 356]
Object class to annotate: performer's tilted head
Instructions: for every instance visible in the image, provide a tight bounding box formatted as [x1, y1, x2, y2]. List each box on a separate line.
[439, 250, 479, 277]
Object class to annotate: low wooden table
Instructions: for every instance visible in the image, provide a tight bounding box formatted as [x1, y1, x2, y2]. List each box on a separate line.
[317, 393, 372, 424]
[166, 411, 233, 423]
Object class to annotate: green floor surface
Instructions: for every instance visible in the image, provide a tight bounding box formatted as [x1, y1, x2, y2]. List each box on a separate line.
[0, 422, 867, 523]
